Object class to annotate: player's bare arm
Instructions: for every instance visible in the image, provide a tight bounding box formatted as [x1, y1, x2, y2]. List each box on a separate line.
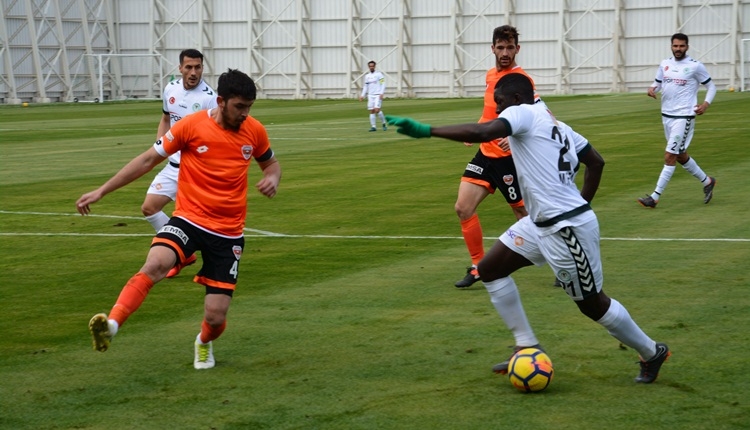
[386, 115, 510, 143]
[255, 157, 282, 198]
[432, 118, 510, 143]
[76, 147, 167, 215]
[579, 145, 605, 203]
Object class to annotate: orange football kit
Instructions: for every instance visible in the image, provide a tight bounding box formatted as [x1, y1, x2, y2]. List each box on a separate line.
[476, 66, 538, 159]
[158, 109, 271, 237]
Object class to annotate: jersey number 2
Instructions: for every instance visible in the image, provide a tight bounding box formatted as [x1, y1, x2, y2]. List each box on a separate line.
[551, 126, 571, 172]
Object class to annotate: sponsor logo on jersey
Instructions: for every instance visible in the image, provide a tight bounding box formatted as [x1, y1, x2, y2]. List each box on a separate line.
[505, 229, 524, 246]
[242, 145, 253, 160]
[466, 163, 483, 175]
[192, 102, 201, 112]
[165, 131, 174, 141]
[197, 145, 208, 153]
[664, 66, 669, 71]
[179, 102, 188, 109]
[159, 225, 189, 245]
[663, 77, 687, 86]
[169, 96, 176, 104]
[503, 174, 515, 186]
[232, 245, 243, 260]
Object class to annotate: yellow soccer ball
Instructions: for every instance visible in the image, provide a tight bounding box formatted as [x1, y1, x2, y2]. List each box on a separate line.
[508, 348, 554, 392]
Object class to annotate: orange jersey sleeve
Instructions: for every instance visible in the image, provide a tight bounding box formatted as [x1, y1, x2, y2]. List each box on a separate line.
[479, 66, 538, 158]
[159, 110, 271, 237]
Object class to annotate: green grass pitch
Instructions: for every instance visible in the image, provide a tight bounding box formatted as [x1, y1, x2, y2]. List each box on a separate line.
[1, 91, 749, 429]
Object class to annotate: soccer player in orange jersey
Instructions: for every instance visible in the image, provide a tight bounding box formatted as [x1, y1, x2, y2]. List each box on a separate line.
[454, 25, 538, 288]
[76, 69, 282, 369]
[144, 48, 218, 279]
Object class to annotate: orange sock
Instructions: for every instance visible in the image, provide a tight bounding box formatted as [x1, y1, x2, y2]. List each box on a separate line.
[108, 272, 154, 326]
[460, 214, 484, 266]
[199, 319, 227, 344]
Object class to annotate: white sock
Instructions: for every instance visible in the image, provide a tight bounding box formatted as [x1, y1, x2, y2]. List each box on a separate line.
[145, 211, 170, 232]
[596, 299, 656, 359]
[378, 111, 386, 124]
[369, 113, 376, 128]
[484, 277, 538, 347]
[652, 165, 675, 200]
[107, 319, 119, 337]
[681, 158, 709, 184]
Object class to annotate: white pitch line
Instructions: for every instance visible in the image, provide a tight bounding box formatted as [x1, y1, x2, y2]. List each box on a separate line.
[0, 232, 748, 242]
[0, 210, 748, 242]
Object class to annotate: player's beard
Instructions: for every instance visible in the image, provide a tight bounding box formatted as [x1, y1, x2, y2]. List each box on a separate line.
[672, 49, 685, 60]
[497, 55, 514, 69]
[183, 74, 200, 90]
[222, 105, 245, 131]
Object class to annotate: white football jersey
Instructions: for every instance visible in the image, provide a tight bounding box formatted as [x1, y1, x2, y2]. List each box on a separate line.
[499, 103, 591, 231]
[161, 78, 218, 164]
[652, 55, 712, 117]
[361, 71, 386, 97]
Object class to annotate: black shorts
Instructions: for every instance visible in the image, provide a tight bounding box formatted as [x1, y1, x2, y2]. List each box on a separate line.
[152, 217, 244, 294]
[462, 150, 523, 205]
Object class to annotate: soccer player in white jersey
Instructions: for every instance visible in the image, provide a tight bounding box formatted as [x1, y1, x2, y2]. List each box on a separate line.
[638, 33, 717, 208]
[387, 73, 670, 384]
[358, 60, 387, 132]
[142, 49, 218, 277]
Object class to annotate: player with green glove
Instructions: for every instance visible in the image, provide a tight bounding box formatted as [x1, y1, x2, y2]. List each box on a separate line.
[385, 73, 670, 385]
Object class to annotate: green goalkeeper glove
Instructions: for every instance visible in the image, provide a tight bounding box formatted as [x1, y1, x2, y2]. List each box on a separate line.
[385, 115, 431, 138]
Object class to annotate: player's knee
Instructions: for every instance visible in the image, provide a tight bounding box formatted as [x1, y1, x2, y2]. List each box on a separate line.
[204, 314, 225, 327]
[141, 202, 161, 217]
[204, 308, 228, 327]
[455, 204, 473, 220]
[575, 291, 611, 321]
[477, 260, 494, 280]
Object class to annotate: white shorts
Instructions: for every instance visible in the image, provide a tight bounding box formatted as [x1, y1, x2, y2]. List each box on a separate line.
[366, 94, 383, 110]
[661, 116, 695, 154]
[499, 213, 603, 301]
[147, 162, 179, 200]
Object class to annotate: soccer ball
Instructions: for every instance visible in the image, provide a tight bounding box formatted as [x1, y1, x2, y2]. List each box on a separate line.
[507, 348, 554, 392]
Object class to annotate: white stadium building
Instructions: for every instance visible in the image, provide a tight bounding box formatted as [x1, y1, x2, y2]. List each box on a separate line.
[1, 0, 749, 103]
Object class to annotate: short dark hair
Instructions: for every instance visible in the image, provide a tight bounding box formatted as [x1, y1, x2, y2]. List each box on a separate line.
[494, 73, 534, 102]
[179, 49, 204, 64]
[492, 25, 520, 45]
[671, 33, 689, 44]
[368, 60, 376, 66]
[217, 69, 257, 101]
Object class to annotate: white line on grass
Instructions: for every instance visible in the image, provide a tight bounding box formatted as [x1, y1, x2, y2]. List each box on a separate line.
[1, 210, 748, 242]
